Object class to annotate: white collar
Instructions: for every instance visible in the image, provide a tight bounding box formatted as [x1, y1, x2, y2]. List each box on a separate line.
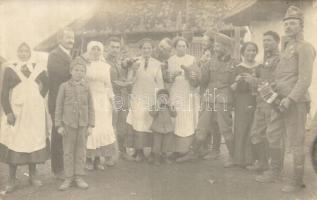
[239, 61, 258, 69]
[59, 45, 71, 56]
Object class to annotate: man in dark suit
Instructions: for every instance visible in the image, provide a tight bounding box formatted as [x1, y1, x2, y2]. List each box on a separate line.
[47, 28, 74, 178]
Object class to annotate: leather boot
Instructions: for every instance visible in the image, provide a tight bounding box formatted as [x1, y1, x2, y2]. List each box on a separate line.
[224, 139, 234, 168]
[281, 153, 305, 193]
[256, 148, 283, 183]
[247, 142, 268, 171]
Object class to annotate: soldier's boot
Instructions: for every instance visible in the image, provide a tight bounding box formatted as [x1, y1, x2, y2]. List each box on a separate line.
[153, 153, 161, 166]
[256, 148, 283, 183]
[224, 140, 235, 168]
[247, 142, 268, 171]
[281, 153, 305, 193]
[176, 137, 203, 163]
[204, 130, 221, 160]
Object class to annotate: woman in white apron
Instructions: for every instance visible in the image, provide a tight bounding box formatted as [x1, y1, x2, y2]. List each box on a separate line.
[167, 37, 200, 161]
[82, 41, 117, 170]
[0, 43, 50, 192]
[126, 38, 164, 162]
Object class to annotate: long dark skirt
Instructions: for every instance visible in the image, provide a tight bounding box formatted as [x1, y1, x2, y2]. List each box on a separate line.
[125, 126, 153, 149]
[0, 139, 50, 165]
[233, 94, 255, 166]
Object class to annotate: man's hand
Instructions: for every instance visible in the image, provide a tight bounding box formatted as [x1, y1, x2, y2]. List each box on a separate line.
[87, 127, 93, 137]
[7, 113, 16, 126]
[57, 127, 66, 136]
[279, 97, 292, 112]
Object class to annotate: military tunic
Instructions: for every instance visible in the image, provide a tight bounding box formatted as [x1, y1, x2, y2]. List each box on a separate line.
[197, 54, 235, 149]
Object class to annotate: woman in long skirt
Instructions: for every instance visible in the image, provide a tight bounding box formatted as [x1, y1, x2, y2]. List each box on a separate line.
[126, 38, 164, 162]
[0, 43, 50, 192]
[80, 41, 117, 170]
[167, 37, 200, 162]
[231, 42, 259, 167]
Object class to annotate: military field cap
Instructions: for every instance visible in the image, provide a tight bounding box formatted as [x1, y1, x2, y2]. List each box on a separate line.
[159, 38, 172, 49]
[205, 30, 234, 48]
[283, 5, 304, 21]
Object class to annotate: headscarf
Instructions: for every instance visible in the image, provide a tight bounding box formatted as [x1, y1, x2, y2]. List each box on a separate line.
[15, 42, 34, 72]
[86, 41, 105, 61]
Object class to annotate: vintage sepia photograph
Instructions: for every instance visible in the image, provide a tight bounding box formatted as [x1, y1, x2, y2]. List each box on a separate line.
[0, 0, 317, 199]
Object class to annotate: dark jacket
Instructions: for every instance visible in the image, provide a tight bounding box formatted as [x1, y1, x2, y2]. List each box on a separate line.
[47, 46, 71, 116]
[200, 54, 235, 104]
[55, 79, 95, 128]
[149, 104, 176, 134]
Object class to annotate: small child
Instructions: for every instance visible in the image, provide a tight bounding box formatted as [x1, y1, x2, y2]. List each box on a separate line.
[55, 58, 95, 191]
[149, 89, 177, 165]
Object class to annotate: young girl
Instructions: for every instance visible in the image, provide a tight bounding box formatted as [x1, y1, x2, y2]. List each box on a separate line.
[0, 43, 50, 192]
[55, 58, 95, 191]
[149, 89, 176, 165]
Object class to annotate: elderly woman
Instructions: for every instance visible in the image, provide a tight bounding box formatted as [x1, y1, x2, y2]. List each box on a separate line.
[167, 37, 200, 162]
[231, 42, 259, 167]
[0, 43, 50, 192]
[77, 41, 117, 170]
[126, 38, 164, 162]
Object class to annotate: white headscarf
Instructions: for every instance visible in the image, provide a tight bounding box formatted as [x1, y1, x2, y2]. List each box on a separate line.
[86, 41, 105, 61]
[15, 42, 34, 72]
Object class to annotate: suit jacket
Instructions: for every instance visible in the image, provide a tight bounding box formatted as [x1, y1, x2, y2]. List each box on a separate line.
[47, 46, 71, 116]
[55, 79, 95, 128]
[274, 36, 316, 102]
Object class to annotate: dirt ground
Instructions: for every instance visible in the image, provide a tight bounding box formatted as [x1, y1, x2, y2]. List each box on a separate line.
[0, 131, 317, 200]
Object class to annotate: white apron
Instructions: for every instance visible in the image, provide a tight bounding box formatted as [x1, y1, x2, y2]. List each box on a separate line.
[0, 64, 47, 153]
[126, 57, 164, 133]
[168, 55, 200, 137]
[86, 61, 116, 149]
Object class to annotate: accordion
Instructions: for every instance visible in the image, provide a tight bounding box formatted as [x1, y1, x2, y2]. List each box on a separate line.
[257, 81, 283, 112]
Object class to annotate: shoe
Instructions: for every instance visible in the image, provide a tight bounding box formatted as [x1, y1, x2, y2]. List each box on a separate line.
[246, 161, 268, 171]
[223, 157, 235, 168]
[135, 152, 145, 162]
[203, 150, 220, 160]
[121, 153, 136, 161]
[255, 170, 280, 183]
[95, 164, 105, 170]
[5, 180, 16, 193]
[59, 178, 73, 191]
[281, 183, 305, 193]
[75, 177, 88, 190]
[105, 157, 116, 167]
[176, 152, 197, 163]
[29, 178, 42, 187]
[85, 163, 94, 171]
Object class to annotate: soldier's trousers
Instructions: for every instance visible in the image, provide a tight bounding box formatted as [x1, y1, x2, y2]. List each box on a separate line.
[196, 103, 233, 156]
[63, 125, 87, 178]
[266, 102, 308, 184]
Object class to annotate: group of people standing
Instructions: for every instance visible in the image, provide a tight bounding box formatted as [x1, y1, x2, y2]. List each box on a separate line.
[0, 5, 315, 194]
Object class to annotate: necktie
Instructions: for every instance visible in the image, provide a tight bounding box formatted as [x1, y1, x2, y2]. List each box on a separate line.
[144, 57, 149, 70]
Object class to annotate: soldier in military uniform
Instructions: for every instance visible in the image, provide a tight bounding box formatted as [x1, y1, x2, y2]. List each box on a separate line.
[255, 6, 316, 193]
[247, 31, 280, 171]
[106, 37, 132, 160]
[185, 32, 235, 167]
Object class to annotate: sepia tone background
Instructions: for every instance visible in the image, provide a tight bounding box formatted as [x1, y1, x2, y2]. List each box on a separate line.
[0, 0, 317, 199]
